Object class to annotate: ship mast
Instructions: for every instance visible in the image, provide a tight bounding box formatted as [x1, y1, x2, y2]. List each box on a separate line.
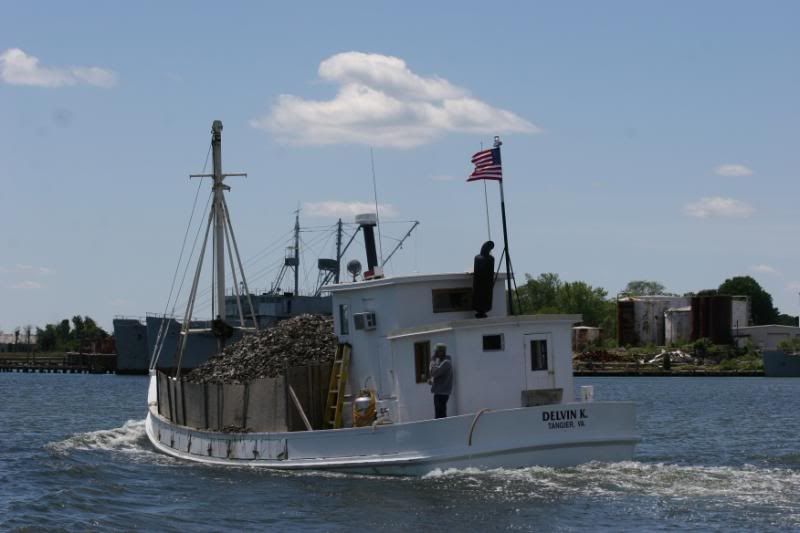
[293, 209, 300, 296]
[212, 121, 226, 318]
[171, 120, 258, 378]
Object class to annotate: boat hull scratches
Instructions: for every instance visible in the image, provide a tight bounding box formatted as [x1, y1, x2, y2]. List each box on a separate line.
[145, 401, 638, 476]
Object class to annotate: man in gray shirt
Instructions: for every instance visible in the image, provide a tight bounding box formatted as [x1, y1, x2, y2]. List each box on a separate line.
[429, 343, 453, 419]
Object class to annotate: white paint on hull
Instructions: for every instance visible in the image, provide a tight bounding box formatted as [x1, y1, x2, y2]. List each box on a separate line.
[145, 380, 638, 476]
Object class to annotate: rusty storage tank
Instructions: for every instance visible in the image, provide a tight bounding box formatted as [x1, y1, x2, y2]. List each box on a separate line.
[691, 295, 733, 344]
[617, 298, 636, 346]
[665, 306, 691, 345]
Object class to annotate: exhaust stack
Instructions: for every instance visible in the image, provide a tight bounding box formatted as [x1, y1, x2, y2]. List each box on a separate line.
[355, 213, 382, 279]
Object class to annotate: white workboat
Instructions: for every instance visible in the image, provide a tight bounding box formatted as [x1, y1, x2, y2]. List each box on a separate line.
[145, 123, 638, 475]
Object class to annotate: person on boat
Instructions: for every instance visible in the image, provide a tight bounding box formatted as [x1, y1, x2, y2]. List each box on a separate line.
[429, 343, 453, 419]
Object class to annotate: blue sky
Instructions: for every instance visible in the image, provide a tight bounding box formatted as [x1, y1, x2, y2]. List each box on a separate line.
[1, 1, 798, 332]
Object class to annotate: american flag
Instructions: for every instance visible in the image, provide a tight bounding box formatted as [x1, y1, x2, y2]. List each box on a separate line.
[467, 147, 502, 182]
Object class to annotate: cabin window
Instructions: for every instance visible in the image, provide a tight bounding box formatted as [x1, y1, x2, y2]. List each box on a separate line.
[339, 304, 350, 335]
[432, 287, 473, 313]
[530, 339, 548, 371]
[482, 334, 504, 351]
[414, 341, 431, 383]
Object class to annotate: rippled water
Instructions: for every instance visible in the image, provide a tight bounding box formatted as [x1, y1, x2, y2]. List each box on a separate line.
[1, 374, 798, 531]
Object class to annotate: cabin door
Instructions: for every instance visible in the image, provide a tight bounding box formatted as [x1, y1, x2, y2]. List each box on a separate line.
[523, 333, 555, 391]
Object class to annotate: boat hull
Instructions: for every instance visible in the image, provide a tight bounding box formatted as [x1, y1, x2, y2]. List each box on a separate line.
[145, 378, 638, 475]
[763, 350, 800, 377]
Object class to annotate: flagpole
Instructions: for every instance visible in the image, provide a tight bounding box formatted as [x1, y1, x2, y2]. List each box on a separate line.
[495, 136, 515, 315]
[480, 142, 492, 240]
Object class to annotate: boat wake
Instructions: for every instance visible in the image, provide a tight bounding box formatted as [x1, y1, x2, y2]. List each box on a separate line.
[46, 419, 155, 458]
[423, 461, 800, 508]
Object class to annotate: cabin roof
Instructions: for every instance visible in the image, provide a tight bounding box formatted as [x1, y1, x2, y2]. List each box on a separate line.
[386, 314, 582, 340]
[323, 271, 507, 294]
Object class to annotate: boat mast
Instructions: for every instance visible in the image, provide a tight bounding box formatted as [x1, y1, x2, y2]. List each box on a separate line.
[335, 218, 343, 284]
[293, 209, 300, 296]
[212, 120, 226, 318]
[172, 120, 251, 378]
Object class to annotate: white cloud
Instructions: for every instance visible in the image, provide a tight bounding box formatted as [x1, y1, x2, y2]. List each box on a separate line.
[751, 264, 778, 275]
[0, 48, 117, 88]
[684, 197, 754, 219]
[4, 264, 54, 275]
[9, 281, 43, 289]
[252, 51, 538, 148]
[714, 164, 753, 177]
[303, 201, 398, 218]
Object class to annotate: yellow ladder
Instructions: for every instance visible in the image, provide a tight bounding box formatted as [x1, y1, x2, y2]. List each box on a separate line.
[325, 343, 351, 429]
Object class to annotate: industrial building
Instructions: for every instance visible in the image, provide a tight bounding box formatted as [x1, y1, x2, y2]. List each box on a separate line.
[617, 294, 750, 347]
[572, 326, 601, 352]
[617, 296, 689, 346]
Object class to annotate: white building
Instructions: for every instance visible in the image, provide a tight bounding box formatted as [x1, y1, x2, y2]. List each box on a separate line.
[733, 325, 800, 351]
[326, 272, 579, 423]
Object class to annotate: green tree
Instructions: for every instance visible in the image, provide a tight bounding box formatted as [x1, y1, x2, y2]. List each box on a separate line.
[56, 319, 70, 343]
[718, 276, 778, 325]
[36, 324, 57, 351]
[557, 281, 610, 327]
[517, 274, 616, 334]
[621, 280, 667, 296]
[35, 316, 109, 352]
[518, 273, 562, 314]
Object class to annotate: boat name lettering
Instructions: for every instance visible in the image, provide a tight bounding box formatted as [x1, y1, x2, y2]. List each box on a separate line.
[542, 409, 587, 429]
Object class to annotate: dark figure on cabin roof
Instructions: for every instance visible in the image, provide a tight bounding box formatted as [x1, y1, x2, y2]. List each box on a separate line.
[429, 343, 453, 419]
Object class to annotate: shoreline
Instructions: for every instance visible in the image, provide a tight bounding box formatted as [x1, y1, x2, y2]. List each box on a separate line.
[575, 370, 764, 377]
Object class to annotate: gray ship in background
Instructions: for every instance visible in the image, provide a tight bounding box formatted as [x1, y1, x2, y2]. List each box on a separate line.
[114, 296, 331, 375]
[114, 211, 334, 374]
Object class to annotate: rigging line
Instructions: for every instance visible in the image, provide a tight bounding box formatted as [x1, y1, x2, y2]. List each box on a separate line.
[300, 228, 333, 255]
[298, 234, 320, 292]
[191, 257, 283, 310]
[171, 192, 213, 314]
[159, 141, 211, 318]
[483, 180, 492, 241]
[170, 196, 218, 318]
[240, 228, 295, 267]
[247, 257, 288, 282]
[297, 231, 330, 261]
[182, 228, 293, 303]
[299, 225, 340, 232]
[152, 143, 212, 366]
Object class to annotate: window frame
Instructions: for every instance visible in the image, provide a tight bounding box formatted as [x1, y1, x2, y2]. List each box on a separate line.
[530, 339, 549, 371]
[482, 333, 504, 352]
[431, 287, 473, 313]
[339, 303, 350, 335]
[414, 341, 431, 383]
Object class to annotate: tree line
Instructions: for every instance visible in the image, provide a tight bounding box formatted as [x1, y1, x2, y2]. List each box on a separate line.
[35, 316, 109, 352]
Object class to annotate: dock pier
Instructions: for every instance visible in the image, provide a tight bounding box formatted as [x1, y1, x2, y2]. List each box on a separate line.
[0, 352, 117, 374]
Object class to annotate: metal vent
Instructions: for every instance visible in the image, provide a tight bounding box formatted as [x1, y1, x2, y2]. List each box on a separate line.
[353, 312, 377, 331]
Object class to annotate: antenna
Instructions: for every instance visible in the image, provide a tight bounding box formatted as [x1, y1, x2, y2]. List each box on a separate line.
[370, 148, 384, 264]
